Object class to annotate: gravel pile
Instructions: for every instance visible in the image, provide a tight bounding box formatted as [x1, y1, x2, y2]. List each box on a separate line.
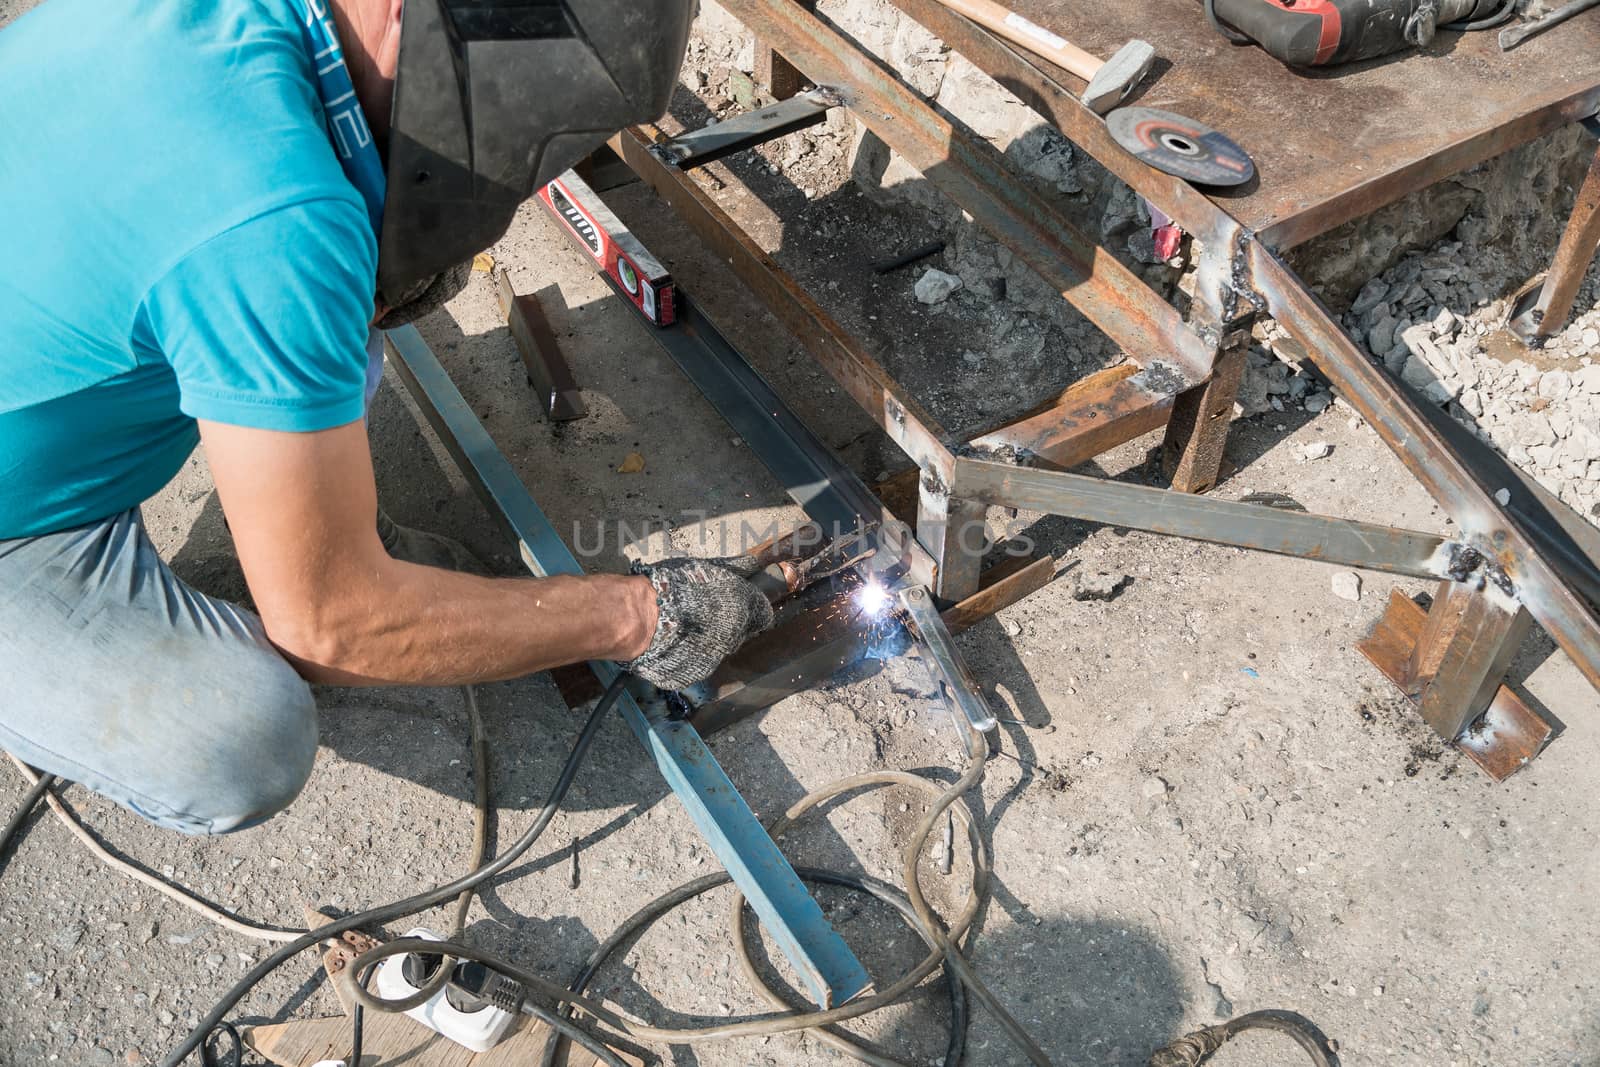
[1238, 230, 1600, 520]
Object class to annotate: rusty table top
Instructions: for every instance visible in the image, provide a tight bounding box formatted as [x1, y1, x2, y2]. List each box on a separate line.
[973, 0, 1600, 247]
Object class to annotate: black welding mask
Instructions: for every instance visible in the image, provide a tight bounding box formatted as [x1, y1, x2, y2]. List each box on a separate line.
[374, 0, 693, 320]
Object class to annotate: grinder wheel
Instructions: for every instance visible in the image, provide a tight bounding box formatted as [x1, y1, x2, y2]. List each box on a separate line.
[1106, 107, 1255, 187]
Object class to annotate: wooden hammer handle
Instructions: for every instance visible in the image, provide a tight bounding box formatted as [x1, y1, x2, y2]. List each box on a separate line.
[929, 0, 1102, 81]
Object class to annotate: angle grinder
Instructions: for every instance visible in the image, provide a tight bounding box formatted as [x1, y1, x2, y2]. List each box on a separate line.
[1202, 0, 1516, 66]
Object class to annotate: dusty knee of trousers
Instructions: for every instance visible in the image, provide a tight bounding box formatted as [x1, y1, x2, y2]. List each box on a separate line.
[167, 668, 319, 835]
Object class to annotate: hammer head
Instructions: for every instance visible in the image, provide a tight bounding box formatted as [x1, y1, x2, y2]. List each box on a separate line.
[1083, 40, 1155, 115]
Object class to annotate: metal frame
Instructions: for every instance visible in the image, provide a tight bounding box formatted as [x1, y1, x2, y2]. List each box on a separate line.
[383, 325, 872, 1010]
[1509, 138, 1600, 342]
[614, 0, 1600, 773]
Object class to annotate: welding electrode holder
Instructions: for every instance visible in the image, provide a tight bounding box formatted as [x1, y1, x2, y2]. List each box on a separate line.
[748, 527, 885, 605]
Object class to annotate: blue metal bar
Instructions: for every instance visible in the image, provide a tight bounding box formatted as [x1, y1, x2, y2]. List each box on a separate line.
[384, 325, 871, 1009]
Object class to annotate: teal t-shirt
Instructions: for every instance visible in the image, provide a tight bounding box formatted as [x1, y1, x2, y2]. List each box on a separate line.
[0, 0, 377, 538]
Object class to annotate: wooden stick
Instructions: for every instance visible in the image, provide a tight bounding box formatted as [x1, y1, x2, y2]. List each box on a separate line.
[928, 0, 1103, 80]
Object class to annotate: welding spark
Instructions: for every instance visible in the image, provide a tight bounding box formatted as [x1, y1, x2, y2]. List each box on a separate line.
[853, 578, 893, 619]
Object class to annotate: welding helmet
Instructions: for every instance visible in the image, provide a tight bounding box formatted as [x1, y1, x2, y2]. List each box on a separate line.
[375, 0, 694, 314]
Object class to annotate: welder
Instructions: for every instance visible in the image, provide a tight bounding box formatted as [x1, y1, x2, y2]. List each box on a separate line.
[0, 0, 771, 834]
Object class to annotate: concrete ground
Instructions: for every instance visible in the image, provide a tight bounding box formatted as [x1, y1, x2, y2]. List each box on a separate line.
[3, 5, 1600, 1067]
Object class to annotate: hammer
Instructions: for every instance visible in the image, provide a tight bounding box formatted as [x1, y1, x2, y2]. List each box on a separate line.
[929, 0, 1156, 114]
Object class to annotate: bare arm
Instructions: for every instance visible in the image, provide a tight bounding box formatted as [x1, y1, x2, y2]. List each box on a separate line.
[199, 418, 657, 686]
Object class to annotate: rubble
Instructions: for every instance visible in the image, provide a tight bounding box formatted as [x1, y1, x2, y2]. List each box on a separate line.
[914, 268, 963, 305]
[1331, 572, 1363, 602]
[1071, 571, 1131, 601]
[1336, 233, 1600, 518]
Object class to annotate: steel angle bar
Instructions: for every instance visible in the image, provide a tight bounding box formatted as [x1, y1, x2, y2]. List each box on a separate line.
[950, 456, 1460, 579]
[1245, 244, 1600, 692]
[716, 0, 1216, 382]
[651, 294, 889, 537]
[653, 89, 837, 169]
[609, 127, 955, 481]
[383, 325, 871, 1010]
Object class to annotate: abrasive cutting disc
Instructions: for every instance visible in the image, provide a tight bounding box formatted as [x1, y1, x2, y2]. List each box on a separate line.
[1106, 107, 1254, 187]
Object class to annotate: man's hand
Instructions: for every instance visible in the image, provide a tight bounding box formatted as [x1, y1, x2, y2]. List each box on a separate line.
[198, 418, 658, 686]
[625, 556, 776, 691]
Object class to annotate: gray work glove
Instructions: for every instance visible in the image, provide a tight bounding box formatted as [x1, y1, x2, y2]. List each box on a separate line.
[625, 555, 776, 691]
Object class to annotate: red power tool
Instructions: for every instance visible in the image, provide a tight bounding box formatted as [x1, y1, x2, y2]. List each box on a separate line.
[1203, 0, 1514, 65]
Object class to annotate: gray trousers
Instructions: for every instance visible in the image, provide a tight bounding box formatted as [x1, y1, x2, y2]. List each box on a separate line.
[0, 508, 317, 834]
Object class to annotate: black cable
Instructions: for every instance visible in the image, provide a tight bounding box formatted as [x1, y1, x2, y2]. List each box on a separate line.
[162, 671, 632, 1067]
[198, 1021, 242, 1067]
[539, 866, 970, 1067]
[350, 963, 374, 1067]
[1443, 0, 1517, 30]
[1203, 0, 1255, 45]
[1148, 1009, 1339, 1067]
[0, 772, 57, 870]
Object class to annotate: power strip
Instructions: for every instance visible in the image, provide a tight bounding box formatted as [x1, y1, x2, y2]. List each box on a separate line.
[372, 927, 518, 1052]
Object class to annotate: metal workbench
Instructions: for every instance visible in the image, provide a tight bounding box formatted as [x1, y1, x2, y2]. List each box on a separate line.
[985, 0, 1600, 249]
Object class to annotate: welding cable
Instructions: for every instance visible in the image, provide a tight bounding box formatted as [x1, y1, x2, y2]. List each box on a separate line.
[339, 765, 996, 1051]
[1148, 1008, 1340, 1067]
[0, 769, 57, 868]
[1442, 0, 1517, 30]
[899, 724, 1053, 1064]
[363, 683, 497, 1016]
[4, 755, 305, 943]
[727, 773, 985, 1067]
[160, 671, 632, 1067]
[533, 775, 983, 1067]
[1203, 0, 1255, 45]
[342, 751, 1053, 1064]
[197, 1020, 243, 1067]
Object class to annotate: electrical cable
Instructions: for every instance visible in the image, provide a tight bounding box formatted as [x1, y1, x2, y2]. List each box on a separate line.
[1148, 1009, 1339, 1067]
[0, 770, 57, 868]
[362, 684, 495, 1016]
[536, 864, 970, 1067]
[198, 1020, 243, 1067]
[5, 755, 305, 943]
[131, 656, 1330, 1067]
[160, 671, 631, 1067]
[1203, 0, 1255, 45]
[1443, 0, 1517, 30]
[338, 709, 1045, 1062]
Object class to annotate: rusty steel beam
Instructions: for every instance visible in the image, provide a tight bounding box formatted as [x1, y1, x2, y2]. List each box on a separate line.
[756, 0, 816, 100]
[970, 363, 1179, 469]
[609, 126, 957, 483]
[1409, 582, 1535, 743]
[918, 480, 990, 600]
[1247, 243, 1600, 692]
[1510, 142, 1600, 341]
[1358, 589, 1553, 780]
[716, 0, 1216, 383]
[1162, 325, 1250, 495]
[494, 271, 587, 421]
